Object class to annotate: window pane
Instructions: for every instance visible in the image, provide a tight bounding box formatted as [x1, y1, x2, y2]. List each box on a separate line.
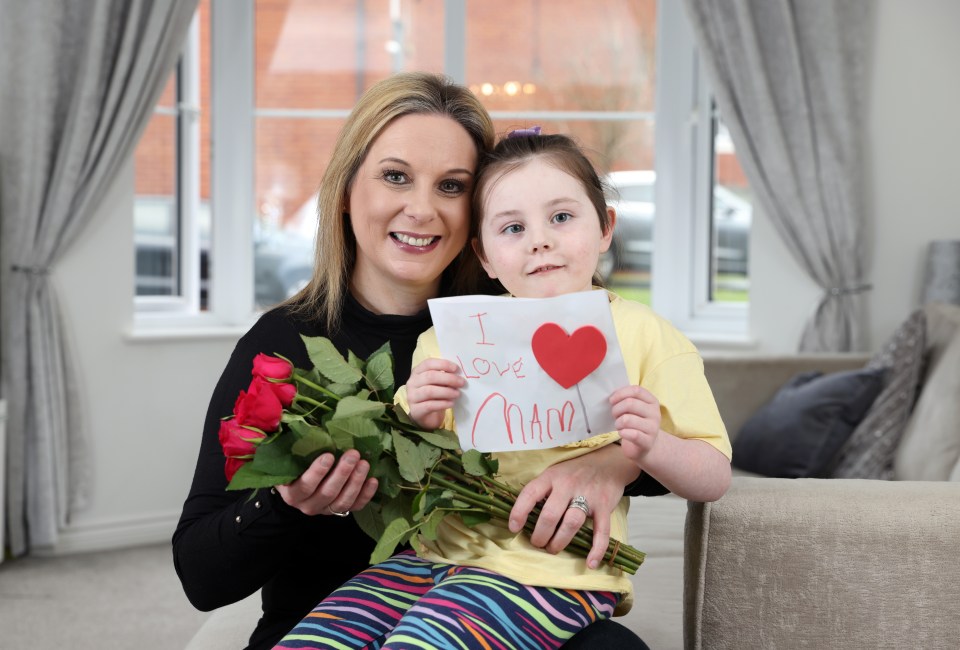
[471, 1, 658, 305]
[255, 0, 446, 110]
[133, 1, 210, 310]
[711, 117, 752, 303]
[252, 118, 344, 310]
[465, 1, 656, 113]
[134, 83, 178, 298]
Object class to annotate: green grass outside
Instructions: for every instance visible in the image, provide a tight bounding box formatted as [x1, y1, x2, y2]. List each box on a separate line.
[606, 272, 748, 306]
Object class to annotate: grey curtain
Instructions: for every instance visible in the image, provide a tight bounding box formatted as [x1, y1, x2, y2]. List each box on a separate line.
[0, 0, 199, 556]
[683, 0, 873, 352]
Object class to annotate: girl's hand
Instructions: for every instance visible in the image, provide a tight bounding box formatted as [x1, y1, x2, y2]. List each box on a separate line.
[404, 358, 464, 430]
[276, 450, 378, 517]
[508, 444, 639, 569]
[610, 385, 662, 465]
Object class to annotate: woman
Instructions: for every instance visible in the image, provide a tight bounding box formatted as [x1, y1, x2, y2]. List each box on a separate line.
[173, 72, 656, 650]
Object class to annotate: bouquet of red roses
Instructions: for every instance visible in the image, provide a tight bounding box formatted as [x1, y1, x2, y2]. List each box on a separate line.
[219, 334, 645, 573]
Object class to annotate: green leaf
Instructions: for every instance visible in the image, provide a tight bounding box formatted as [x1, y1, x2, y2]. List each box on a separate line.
[392, 405, 418, 427]
[328, 382, 359, 397]
[334, 396, 385, 420]
[352, 503, 385, 542]
[370, 457, 403, 498]
[251, 432, 307, 478]
[411, 428, 460, 451]
[381, 493, 413, 526]
[370, 517, 412, 565]
[347, 349, 364, 371]
[289, 426, 336, 458]
[393, 431, 426, 483]
[301, 335, 363, 384]
[365, 346, 394, 393]
[328, 416, 382, 454]
[418, 509, 446, 541]
[226, 463, 297, 490]
[418, 441, 441, 470]
[459, 510, 492, 527]
[461, 449, 494, 477]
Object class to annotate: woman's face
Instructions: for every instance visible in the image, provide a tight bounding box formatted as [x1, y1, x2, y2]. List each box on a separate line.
[347, 113, 477, 313]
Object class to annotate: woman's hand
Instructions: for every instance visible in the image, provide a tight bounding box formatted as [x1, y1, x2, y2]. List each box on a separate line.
[508, 445, 640, 569]
[610, 385, 662, 465]
[276, 450, 378, 517]
[404, 358, 464, 430]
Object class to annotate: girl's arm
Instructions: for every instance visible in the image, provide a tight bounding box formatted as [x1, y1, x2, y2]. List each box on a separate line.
[611, 385, 731, 503]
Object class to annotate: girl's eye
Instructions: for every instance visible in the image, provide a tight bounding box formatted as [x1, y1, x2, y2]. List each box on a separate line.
[382, 170, 407, 184]
[439, 179, 466, 195]
[552, 211, 572, 224]
[502, 223, 524, 235]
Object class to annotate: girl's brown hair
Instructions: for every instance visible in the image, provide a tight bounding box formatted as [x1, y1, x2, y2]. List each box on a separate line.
[470, 133, 613, 285]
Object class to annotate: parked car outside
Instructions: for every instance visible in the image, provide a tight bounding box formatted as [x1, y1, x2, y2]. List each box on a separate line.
[598, 170, 752, 280]
[134, 197, 315, 310]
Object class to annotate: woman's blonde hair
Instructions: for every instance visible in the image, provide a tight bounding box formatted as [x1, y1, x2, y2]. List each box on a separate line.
[288, 72, 495, 331]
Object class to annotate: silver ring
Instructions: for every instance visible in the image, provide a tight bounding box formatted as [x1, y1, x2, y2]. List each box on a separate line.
[328, 507, 350, 518]
[567, 495, 590, 516]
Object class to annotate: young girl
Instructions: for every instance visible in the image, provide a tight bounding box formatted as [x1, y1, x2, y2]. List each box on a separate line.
[276, 130, 732, 650]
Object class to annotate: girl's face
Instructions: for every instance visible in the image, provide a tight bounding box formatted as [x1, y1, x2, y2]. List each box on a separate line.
[475, 157, 615, 298]
[347, 113, 477, 313]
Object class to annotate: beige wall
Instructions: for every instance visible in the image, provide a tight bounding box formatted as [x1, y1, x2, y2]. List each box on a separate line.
[46, 0, 960, 553]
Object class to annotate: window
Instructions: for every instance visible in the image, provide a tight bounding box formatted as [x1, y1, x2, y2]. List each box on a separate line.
[133, 5, 208, 314]
[134, 0, 751, 341]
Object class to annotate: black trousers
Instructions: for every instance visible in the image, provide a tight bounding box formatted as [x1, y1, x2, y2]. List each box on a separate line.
[564, 619, 651, 649]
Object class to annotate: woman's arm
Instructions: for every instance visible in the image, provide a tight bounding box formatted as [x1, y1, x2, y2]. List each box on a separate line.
[507, 443, 640, 570]
[171, 312, 376, 610]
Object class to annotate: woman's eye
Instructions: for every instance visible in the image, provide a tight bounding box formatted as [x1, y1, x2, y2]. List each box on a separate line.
[552, 211, 572, 224]
[382, 170, 407, 184]
[502, 224, 524, 235]
[439, 179, 466, 194]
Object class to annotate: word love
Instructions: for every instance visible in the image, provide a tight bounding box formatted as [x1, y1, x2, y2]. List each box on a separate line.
[456, 355, 525, 380]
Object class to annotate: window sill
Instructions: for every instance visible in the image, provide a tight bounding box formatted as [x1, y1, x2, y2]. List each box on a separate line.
[126, 312, 257, 342]
[686, 330, 759, 353]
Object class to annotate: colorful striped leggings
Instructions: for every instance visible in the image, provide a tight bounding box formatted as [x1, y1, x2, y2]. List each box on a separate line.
[274, 550, 618, 650]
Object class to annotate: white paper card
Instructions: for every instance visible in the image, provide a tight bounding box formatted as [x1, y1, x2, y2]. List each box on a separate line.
[427, 291, 629, 452]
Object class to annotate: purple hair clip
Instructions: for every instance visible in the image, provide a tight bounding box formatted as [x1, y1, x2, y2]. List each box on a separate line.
[506, 125, 542, 138]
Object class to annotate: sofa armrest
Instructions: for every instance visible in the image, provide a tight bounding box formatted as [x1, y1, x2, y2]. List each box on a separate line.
[702, 354, 869, 439]
[684, 477, 960, 650]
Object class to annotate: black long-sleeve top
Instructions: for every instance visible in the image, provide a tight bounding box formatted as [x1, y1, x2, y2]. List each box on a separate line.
[173, 293, 665, 650]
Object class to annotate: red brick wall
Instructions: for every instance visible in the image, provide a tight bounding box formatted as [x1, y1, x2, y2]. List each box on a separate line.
[135, 0, 684, 228]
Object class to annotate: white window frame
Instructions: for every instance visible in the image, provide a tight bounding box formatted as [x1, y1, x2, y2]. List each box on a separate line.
[134, 0, 749, 343]
[653, 2, 749, 341]
[134, 12, 203, 316]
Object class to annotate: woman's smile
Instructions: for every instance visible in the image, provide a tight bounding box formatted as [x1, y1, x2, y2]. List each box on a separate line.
[391, 231, 441, 250]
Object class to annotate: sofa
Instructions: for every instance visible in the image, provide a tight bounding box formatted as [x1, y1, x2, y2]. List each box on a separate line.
[678, 301, 960, 650]
[186, 302, 960, 649]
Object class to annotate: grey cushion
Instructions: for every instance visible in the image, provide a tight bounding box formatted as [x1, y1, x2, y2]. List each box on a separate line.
[732, 368, 885, 478]
[828, 310, 926, 479]
[894, 332, 960, 481]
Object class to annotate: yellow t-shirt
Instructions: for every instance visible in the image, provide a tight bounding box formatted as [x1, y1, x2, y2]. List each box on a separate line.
[395, 290, 731, 615]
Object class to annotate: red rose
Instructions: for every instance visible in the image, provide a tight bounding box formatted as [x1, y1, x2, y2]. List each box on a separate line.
[252, 353, 293, 381]
[251, 354, 296, 406]
[233, 377, 284, 432]
[218, 418, 265, 457]
[224, 456, 246, 482]
[269, 380, 297, 407]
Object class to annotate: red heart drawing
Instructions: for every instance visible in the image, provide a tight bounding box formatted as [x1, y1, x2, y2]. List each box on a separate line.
[531, 323, 607, 389]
